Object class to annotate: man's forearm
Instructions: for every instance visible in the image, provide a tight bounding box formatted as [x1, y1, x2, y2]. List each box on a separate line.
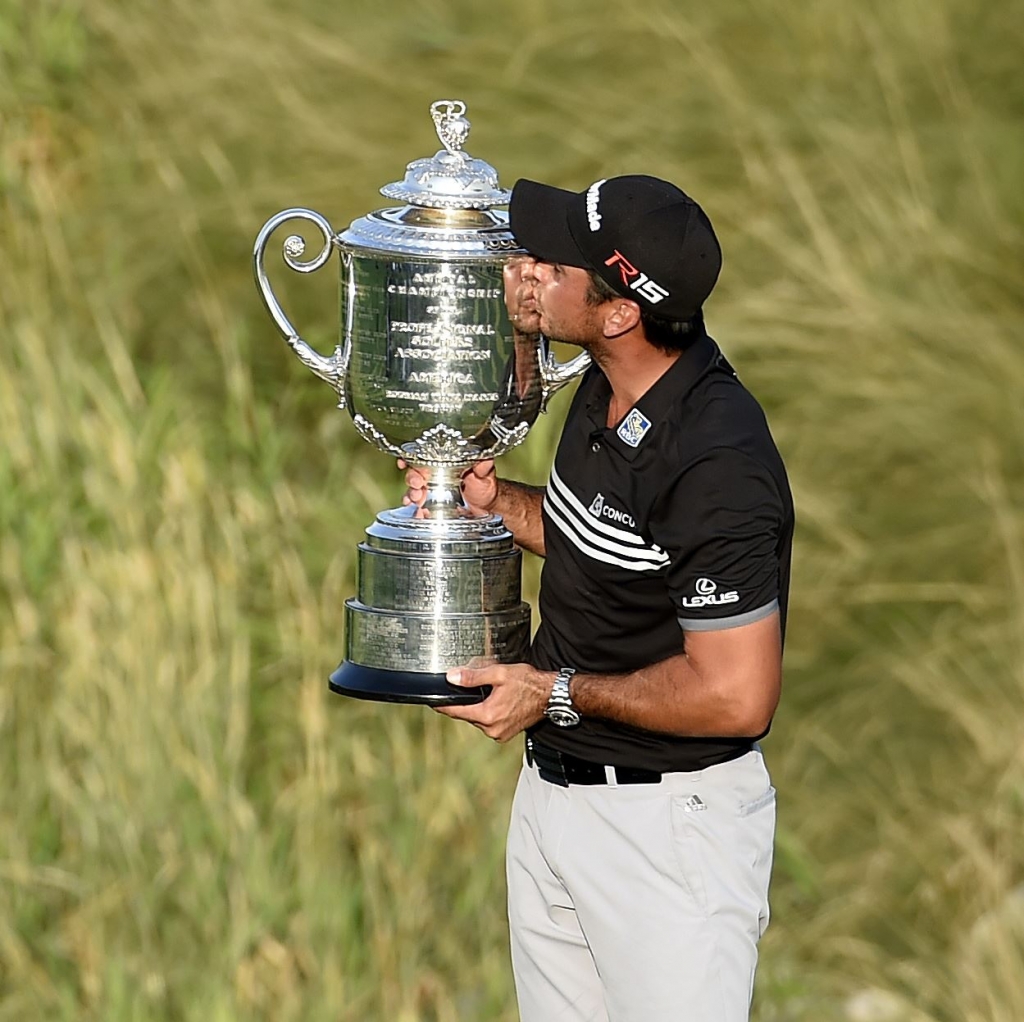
[492, 479, 546, 555]
[443, 616, 781, 744]
[569, 650, 777, 739]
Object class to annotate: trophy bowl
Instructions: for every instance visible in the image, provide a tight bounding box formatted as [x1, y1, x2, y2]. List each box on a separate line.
[253, 100, 590, 705]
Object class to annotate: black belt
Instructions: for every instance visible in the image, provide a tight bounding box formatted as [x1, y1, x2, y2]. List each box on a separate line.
[526, 738, 662, 787]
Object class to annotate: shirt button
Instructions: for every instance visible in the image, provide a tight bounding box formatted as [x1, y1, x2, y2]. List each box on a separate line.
[591, 441, 601, 452]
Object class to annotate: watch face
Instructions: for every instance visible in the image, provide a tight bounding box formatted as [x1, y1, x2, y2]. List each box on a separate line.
[546, 706, 581, 728]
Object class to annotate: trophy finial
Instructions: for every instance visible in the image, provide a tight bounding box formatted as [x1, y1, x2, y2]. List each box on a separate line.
[380, 99, 508, 209]
[430, 99, 471, 157]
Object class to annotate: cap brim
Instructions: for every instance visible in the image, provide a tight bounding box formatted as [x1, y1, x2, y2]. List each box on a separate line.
[508, 180, 590, 267]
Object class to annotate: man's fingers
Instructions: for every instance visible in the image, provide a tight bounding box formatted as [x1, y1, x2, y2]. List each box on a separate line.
[398, 459, 432, 516]
[398, 458, 430, 487]
[434, 706, 503, 741]
[434, 704, 511, 743]
[433, 701, 491, 726]
[447, 664, 504, 687]
[433, 662, 539, 744]
[466, 460, 495, 480]
[433, 703, 475, 721]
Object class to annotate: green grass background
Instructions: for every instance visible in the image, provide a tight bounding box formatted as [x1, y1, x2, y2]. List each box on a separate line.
[1, 0, 1023, 1018]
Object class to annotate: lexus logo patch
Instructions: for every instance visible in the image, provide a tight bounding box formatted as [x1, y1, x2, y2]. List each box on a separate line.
[681, 577, 740, 608]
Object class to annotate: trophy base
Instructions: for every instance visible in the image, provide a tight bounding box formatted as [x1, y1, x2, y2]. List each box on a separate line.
[328, 661, 490, 706]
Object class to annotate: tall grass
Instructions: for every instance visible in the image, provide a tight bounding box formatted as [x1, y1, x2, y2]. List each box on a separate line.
[1, 0, 1022, 1019]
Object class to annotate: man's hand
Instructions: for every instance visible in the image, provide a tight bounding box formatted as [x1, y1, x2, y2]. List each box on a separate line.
[435, 662, 555, 743]
[504, 256, 541, 337]
[399, 459, 499, 517]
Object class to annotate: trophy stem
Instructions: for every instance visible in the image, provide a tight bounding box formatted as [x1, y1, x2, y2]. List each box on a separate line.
[420, 464, 473, 519]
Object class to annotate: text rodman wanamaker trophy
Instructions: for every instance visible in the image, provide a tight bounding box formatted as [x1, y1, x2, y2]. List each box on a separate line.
[254, 100, 590, 705]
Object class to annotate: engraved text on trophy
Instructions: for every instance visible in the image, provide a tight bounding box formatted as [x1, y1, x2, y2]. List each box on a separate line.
[345, 259, 514, 447]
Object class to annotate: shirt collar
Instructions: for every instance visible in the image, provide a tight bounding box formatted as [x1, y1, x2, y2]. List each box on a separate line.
[583, 331, 722, 461]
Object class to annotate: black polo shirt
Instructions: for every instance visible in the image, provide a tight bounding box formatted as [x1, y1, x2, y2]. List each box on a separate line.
[528, 331, 794, 772]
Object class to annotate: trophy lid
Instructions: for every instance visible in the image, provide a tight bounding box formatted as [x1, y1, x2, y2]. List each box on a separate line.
[378, 100, 511, 210]
[338, 99, 521, 259]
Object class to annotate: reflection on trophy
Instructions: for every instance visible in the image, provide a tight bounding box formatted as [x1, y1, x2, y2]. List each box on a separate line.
[254, 100, 590, 705]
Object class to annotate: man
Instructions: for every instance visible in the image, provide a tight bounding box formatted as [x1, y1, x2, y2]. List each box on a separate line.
[404, 175, 794, 1022]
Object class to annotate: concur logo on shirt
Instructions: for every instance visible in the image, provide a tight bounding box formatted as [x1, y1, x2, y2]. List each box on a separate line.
[681, 577, 740, 608]
[588, 492, 636, 528]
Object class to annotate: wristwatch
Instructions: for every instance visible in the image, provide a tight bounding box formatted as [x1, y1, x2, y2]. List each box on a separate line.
[544, 667, 581, 728]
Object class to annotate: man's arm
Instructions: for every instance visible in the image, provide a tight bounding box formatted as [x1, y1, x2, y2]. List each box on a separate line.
[437, 611, 782, 743]
[570, 612, 781, 737]
[490, 476, 546, 556]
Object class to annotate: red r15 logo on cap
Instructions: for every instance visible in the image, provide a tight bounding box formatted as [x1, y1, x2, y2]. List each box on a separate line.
[605, 250, 671, 304]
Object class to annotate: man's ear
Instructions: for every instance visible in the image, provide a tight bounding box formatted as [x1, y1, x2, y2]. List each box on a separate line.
[602, 299, 642, 339]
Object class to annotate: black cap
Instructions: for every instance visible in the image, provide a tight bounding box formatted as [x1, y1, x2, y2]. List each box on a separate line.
[508, 174, 722, 322]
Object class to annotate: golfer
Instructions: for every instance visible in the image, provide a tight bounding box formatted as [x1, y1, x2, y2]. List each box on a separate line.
[404, 174, 794, 1022]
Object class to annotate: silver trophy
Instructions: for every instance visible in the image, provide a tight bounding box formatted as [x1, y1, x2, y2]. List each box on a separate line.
[254, 100, 590, 704]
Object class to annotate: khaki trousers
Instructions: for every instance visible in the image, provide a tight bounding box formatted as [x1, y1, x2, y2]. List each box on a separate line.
[506, 747, 775, 1022]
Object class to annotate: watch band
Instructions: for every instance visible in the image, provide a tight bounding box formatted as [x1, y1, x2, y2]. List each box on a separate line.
[545, 667, 581, 728]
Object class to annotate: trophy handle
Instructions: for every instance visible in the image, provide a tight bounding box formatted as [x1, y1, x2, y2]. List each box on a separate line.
[253, 208, 348, 402]
[538, 338, 591, 411]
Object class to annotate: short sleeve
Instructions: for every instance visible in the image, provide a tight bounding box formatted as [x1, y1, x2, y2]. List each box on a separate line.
[648, 447, 785, 631]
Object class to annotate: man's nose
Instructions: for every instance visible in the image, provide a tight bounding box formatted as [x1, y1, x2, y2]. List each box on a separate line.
[526, 260, 556, 283]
